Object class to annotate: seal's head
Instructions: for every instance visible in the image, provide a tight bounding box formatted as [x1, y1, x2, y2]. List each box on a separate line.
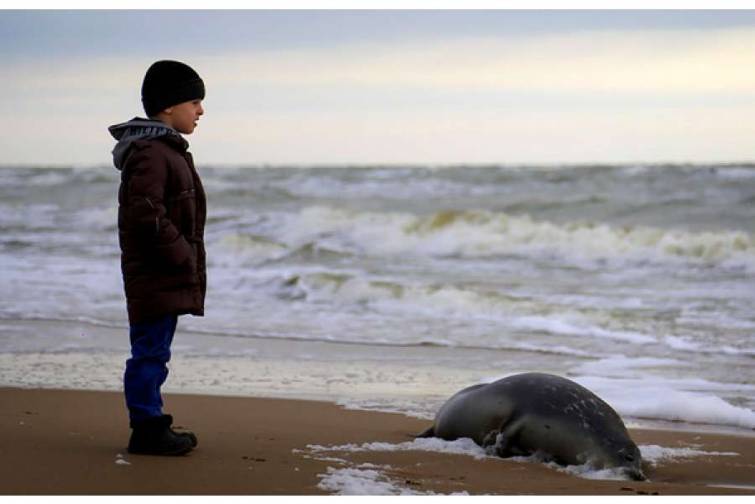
[583, 435, 645, 480]
[608, 442, 645, 481]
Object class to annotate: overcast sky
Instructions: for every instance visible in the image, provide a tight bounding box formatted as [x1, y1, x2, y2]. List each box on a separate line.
[2, 9, 755, 166]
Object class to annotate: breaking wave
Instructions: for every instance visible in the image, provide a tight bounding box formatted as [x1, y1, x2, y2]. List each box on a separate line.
[243, 206, 755, 270]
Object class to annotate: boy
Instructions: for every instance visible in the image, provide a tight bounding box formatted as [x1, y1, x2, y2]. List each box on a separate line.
[108, 60, 207, 456]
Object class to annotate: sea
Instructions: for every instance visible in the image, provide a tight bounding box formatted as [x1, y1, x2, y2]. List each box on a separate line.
[1, 163, 754, 434]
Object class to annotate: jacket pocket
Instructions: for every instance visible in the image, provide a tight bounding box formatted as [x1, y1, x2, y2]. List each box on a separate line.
[128, 197, 160, 236]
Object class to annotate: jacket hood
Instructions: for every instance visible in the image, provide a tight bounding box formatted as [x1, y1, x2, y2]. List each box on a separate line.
[108, 117, 189, 170]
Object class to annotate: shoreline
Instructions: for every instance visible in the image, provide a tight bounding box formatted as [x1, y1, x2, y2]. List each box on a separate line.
[3, 349, 755, 440]
[1, 387, 754, 495]
[2, 317, 754, 438]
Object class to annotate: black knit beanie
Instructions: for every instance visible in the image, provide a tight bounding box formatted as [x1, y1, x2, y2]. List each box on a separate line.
[141, 60, 205, 118]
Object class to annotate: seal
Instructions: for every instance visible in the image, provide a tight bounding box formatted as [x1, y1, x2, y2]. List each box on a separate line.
[418, 372, 645, 480]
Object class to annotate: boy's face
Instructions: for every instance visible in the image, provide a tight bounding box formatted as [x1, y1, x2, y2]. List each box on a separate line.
[161, 99, 204, 134]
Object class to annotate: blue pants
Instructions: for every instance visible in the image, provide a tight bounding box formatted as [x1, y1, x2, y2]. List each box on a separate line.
[124, 315, 178, 423]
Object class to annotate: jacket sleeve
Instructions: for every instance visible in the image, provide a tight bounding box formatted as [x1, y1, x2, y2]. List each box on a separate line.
[123, 144, 193, 267]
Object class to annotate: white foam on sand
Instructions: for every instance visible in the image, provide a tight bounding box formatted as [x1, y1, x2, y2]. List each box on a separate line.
[306, 448, 471, 495]
[307, 438, 635, 482]
[317, 466, 426, 496]
[639, 444, 739, 465]
[312, 457, 469, 496]
[510, 445, 739, 481]
[307, 437, 488, 460]
[308, 441, 476, 495]
[307, 438, 743, 485]
[114, 453, 130, 466]
[513, 445, 738, 481]
[505, 453, 634, 481]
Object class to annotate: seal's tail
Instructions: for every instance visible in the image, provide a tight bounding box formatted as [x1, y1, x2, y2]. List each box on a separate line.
[414, 426, 435, 438]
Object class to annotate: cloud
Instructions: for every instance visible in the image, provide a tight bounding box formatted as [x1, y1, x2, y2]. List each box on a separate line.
[3, 24, 755, 164]
[193, 27, 755, 94]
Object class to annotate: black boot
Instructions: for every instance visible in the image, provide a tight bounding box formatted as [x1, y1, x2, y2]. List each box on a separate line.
[163, 414, 198, 448]
[128, 415, 194, 456]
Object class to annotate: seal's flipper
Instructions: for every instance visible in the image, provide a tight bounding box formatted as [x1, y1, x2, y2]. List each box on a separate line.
[415, 426, 435, 438]
[493, 418, 523, 458]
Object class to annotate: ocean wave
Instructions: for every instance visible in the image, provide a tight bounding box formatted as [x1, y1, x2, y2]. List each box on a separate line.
[0, 311, 592, 358]
[270, 206, 754, 270]
[0, 167, 117, 188]
[183, 323, 594, 358]
[216, 233, 354, 266]
[713, 166, 755, 181]
[273, 271, 657, 347]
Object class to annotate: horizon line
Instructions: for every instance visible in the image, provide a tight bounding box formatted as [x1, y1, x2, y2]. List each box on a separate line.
[3, 160, 755, 169]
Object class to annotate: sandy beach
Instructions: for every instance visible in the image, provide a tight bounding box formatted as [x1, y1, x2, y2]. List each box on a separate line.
[1, 387, 753, 495]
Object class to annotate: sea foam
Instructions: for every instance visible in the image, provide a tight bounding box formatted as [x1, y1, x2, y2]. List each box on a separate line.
[305, 437, 741, 485]
[574, 375, 755, 430]
[476, 371, 755, 430]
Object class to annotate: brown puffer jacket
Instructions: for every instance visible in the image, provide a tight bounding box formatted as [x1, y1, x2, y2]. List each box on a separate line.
[109, 118, 206, 324]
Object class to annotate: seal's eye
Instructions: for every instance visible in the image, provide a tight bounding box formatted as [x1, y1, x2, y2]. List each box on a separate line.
[624, 454, 635, 462]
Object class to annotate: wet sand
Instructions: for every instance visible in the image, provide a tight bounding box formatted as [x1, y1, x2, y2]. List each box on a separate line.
[1, 387, 753, 495]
